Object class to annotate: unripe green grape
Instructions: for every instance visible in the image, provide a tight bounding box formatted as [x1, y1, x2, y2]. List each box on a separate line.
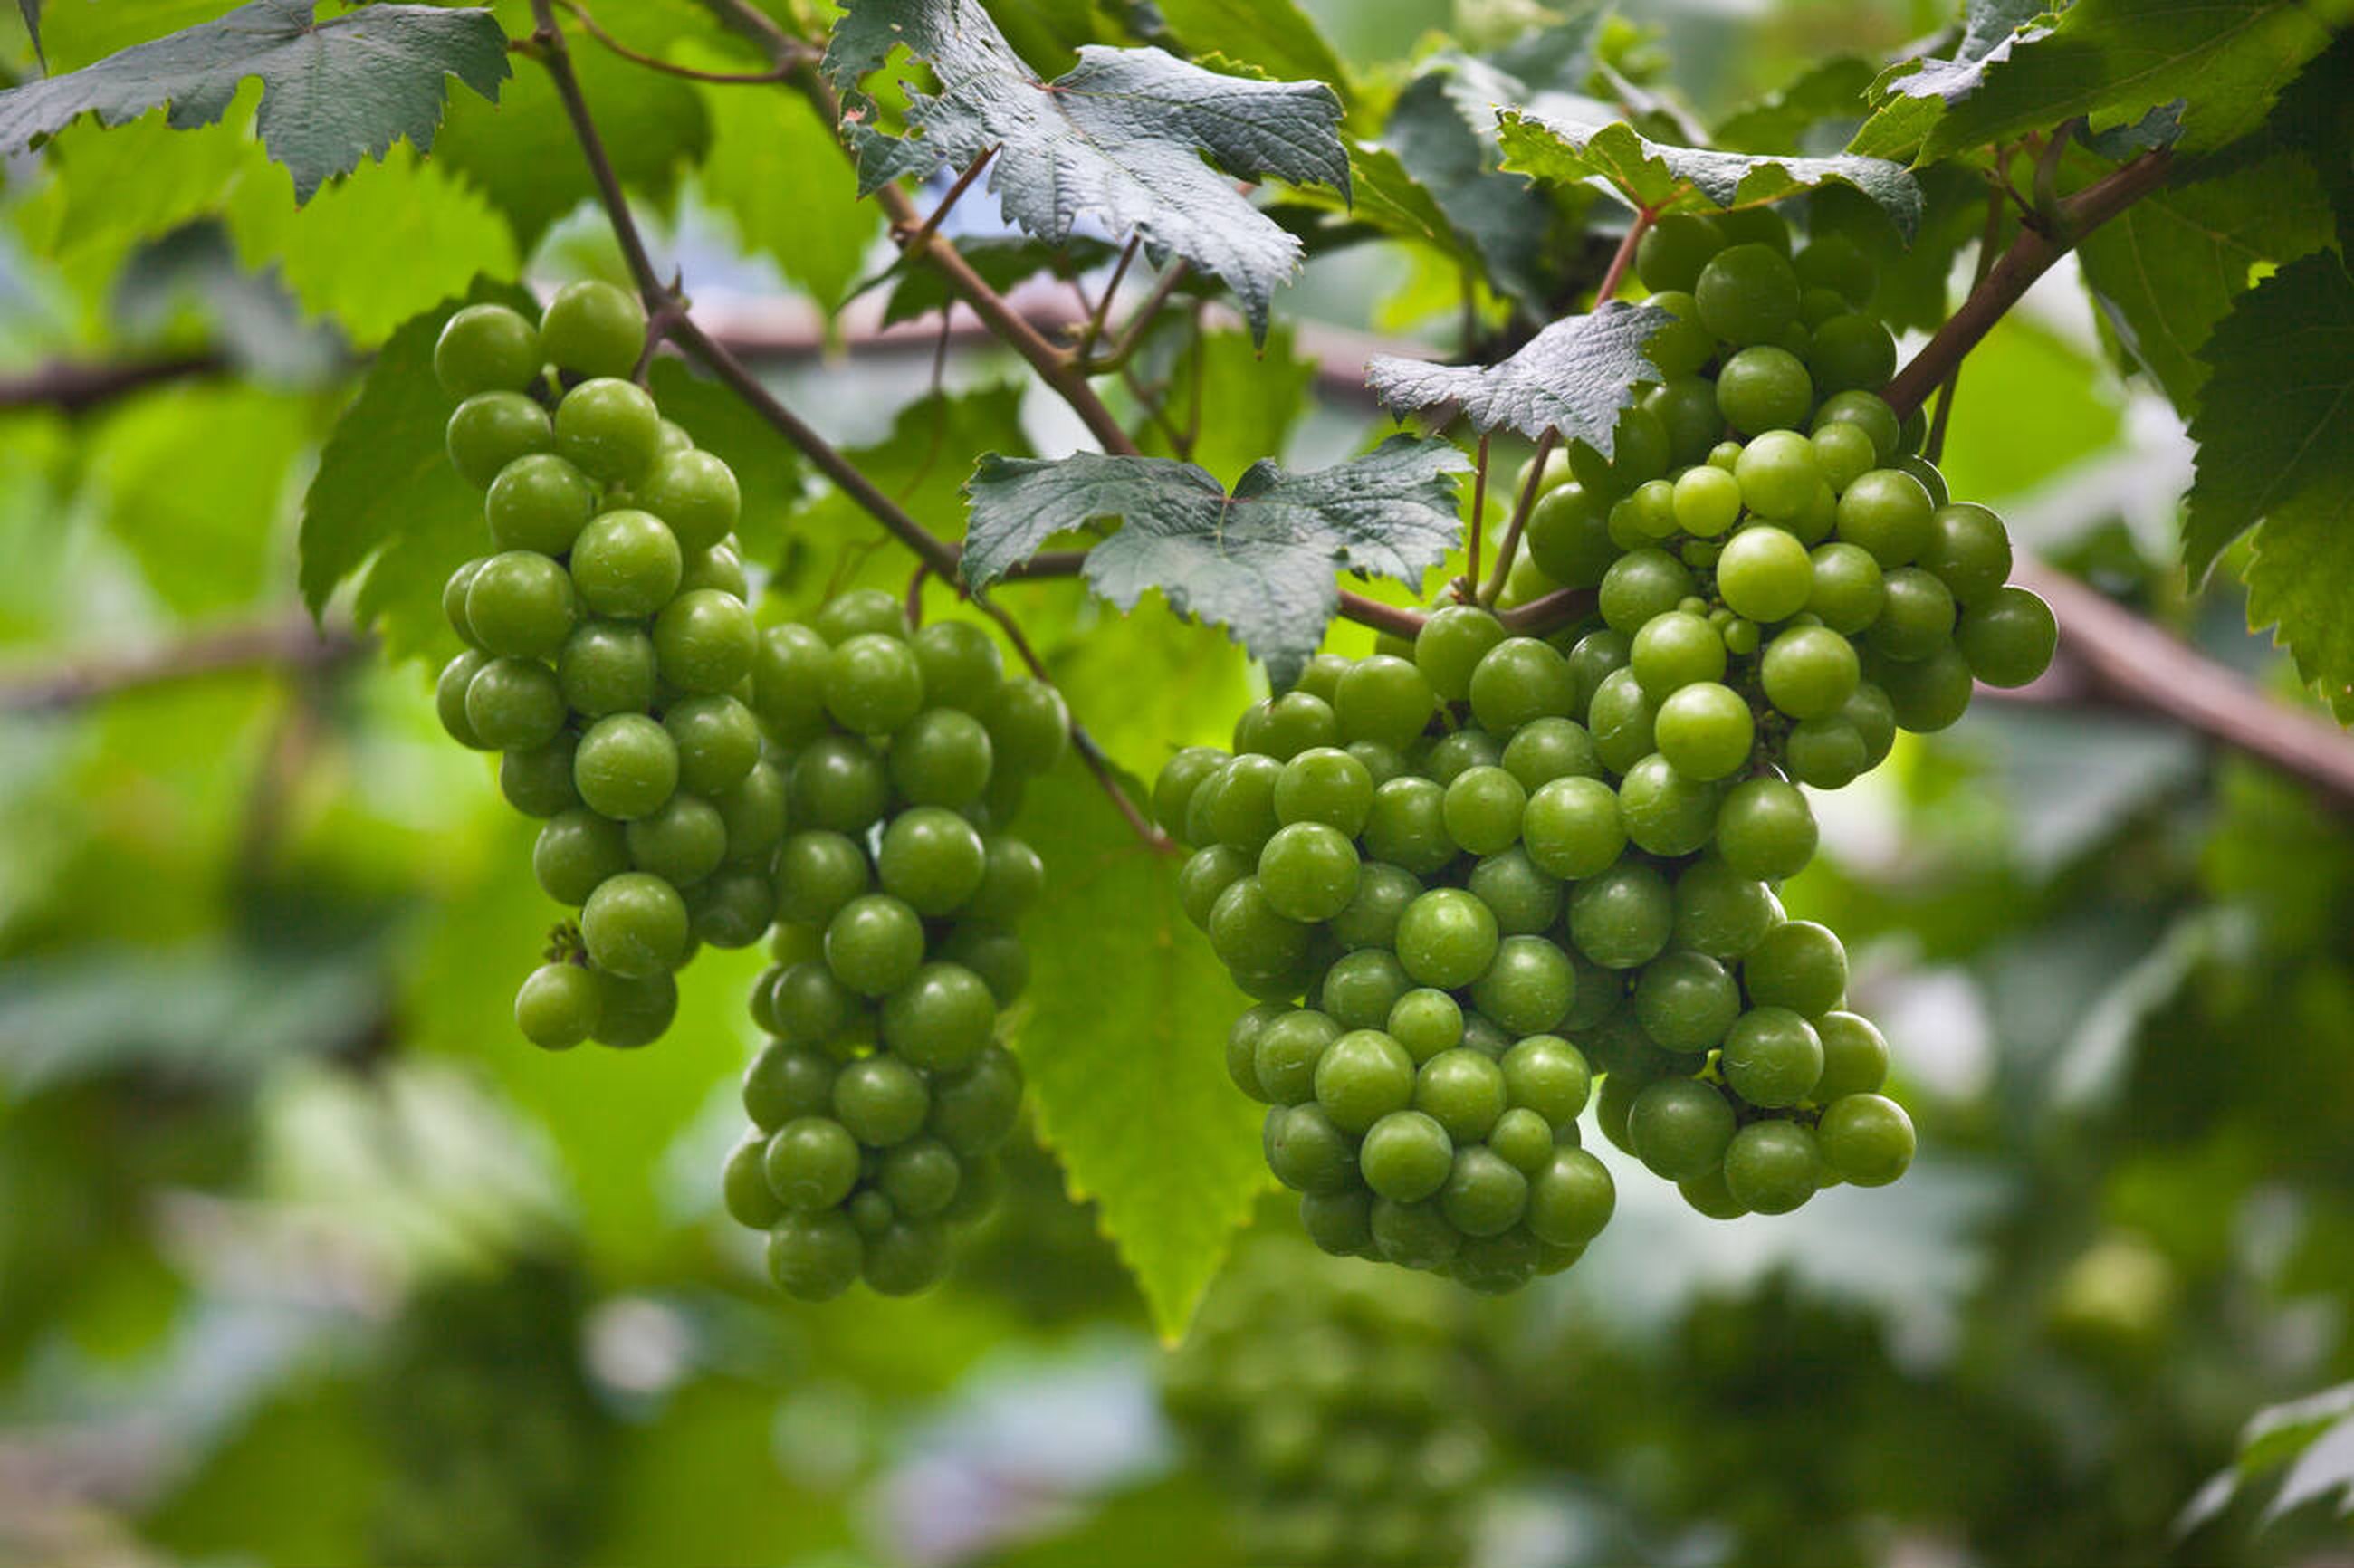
[1598, 548, 1694, 634]
[1238, 691, 1339, 761]
[1288, 653, 1350, 703]
[1440, 765, 1526, 856]
[876, 807, 989, 915]
[1466, 846, 1563, 935]
[824, 894, 927, 997]
[961, 835, 1044, 926]
[1618, 752, 1720, 856]
[900, 621, 1000, 717]
[1414, 605, 1507, 702]
[664, 693, 761, 799]
[1800, 284, 1851, 328]
[1365, 1196, 1457, 1270]
[557, 620, 655, 716]
[1393, 888, 1499, 990]
[1715, 777, 1816, 880]
[772, 830, 870, 928]
[443, 558, 486, 648]
[500, 731, 582, 817]
[623, 790, 725, 884]
[1208, 875, 1311, 977]
[722, 1134, 785, 1228]
[807, 588, 904, 645]
[1652, 682, 1754, 780]
[770, 958, 863, 1046]
[1588, 666, 1660, 775]
[743, 1040, 835, 1132]
[1334, 654, 1438, 750]
[1179, 844, 1251, 930]
[554, 377, 662, 486]
[1794, 234, 1876, 306]
[436, 302, 543, 398]
[1273, 747, 1373, 835]
[1835, 467, 1936, 566]
[465, 657, 567, 751]
[573, 712, 678, 820]
[1498, 716, 1602, 791]
[880, 961, 997, 1071]
[1362, 777, 1455, 877]
[515, 961, 600, 1049]
[1314, 1028, 1417, 1135]
[540, 279, 646, 379]
[1423, 727, 1504, 785]
[834, 1053, 932, 1146]
[1641, 290, 1718, 378]
[635, 448, 739, 552]
[1956, 585, 2057, 687]
[1807, 312, 1897, 394]
[1670, 464, 1742, 538]
[1919, 502, 2014, 606]
[653, 588, 756, 694]
[1742, 918, 1847, 1016]
[1565, 628, 1632, 711]
[1386, 988, 1463, 1064]
[1893, 450, 1947, 503]
[1567, 861, 1674, 970]
[1695, 241, 1801, 346]
[1526, 1147, 1614, 1247]
[1629, 1076, 1736, 1181]
[1356, 1109, 1452, 1203]
[1154, 746, 1229, 841]
[1723, 1119, 1822, 1213]
[1267, 1102, 1358, 1193]
[1810, 389, 1902, 464]
[1715, 206, 1793, 253]
[535, 808, 630, 904]
[983, 678, 1070, 776]
[1811, 420, 1877, 493]
[1679, 1166, 1749, 1219]
[1630, 609, 1727, 697]
[1719, 1006, 1824, 1106]
[1467, 637, 1575, 733]
[582, 871, 690, 977]
[1632, 949, 1742, 1052]
[1522, 775, 1624, 878]
[682, 544, 750, 607]
[1525, 483, 1617, 589]
[1438, 1145, 1526, 1237]
[1206, 752, 1283, 853]
[1500, 1034, 1591, 1125]
[1818, 1093, 1914, 1185]
[767, 1212, 863, 1300]
[1785, 715, 1868, 787]
[1225, 1003, 1286, 1102]
[1804, 541, 1885, 635]
[570, 509, 683, 618]
[751, 623, 833, 746]
[1732, 429, 1823, 523]
[878, 1137, 963, 1218]
[1872, 643, 1976, 731]
[1866, 567, 1957, 662]
[789, 733, 889, 832]
[1843, 681, 1899, 770]
[1346, 738, 1404, 788]
[763, 1116, 861, 1211]
[1253, 1009, 1340, 1105]
[1330, 863, 1422, 954]
[592, 969, 677, 1047]
[1318, 948, 1411, 1031]
[1761, 625, 1860, 719]
[1635, 211, 1726, 292]
[436, 648, 494, 748]
[446, 390, 552, 489]
[1259, 821, 1362, 922]
[1715, 344, 1813, 435]
[466, 550, 577, 660]
[1469, 933, 1574, 1036]
[821, 632, 924, 736]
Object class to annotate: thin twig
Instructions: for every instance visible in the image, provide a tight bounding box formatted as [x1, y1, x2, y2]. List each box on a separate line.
[1077, 236, 1143, 357]
[1335, 591, 1426, 641]
[1927, 183, 2007, 464]
[1478, 430, 1556, 607]
[0, 618, 365, 712]
[1593, 204, 1660, 305]
[552, 0, 800, 81]
[1463, 434, 1491, 595]
[1083, 262, 1191, 376]
[901, 146, 998, 254]
[0, 351, 227, 413]
[985, 604, 1174, 853]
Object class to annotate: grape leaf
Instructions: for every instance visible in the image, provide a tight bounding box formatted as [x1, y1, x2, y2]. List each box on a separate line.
[1014, 758, 1269, 1340]
[1134, 323, 1315, 485]
[1383, 72, 1566, 310]
[16, 0, 40, 69]
[0, 0, 508, 202]
[1847, 0, 2047, 159]
[2075, 148, 2330, 413]
[1365, 301, 1670, 450]
[962, 437, 1469, 684]
[1925, 0, 2354, 159]
[1430, 12, 1614, 140]
[822, 0, 1349, 338]
[1715, 55, 1878, 155]
[299, 280, 534, 664]
[2184, 253, 2354, 716]
[1498, 110, 1922, 241]
[693, 65, 882, 314]
[1145, 0, 1352, 106]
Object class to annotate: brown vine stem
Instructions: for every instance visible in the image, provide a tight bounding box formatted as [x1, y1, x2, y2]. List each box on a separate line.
[1463, 434, 1491, 593]
[1884, 148, 2173, 418]
[551, 0, 802, 81]
[1926, 179, 2008, 464]
[0, 617, 365, 712]
[0, 351, 227, 413]
[1076, 236, 1143, 358]
[1080, 262, 1191, 376]
[901, 146, 997, 254]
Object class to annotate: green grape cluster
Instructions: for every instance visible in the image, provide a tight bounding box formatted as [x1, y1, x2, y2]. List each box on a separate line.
[1158, 205, 2052, 1285]
[1159, 1239, 1493, 1568]
[431, 282, 774, 1052]
[720, 588, 1067, 1300]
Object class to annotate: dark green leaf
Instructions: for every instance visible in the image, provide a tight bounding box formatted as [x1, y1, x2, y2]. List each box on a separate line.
[876, 234, 1120, 328]
[1806, 162, 1987, 333]
[1133, 322, 1316, 484]
[2266, 29, 2354, 253]
[1384, 72, 1564, 308]
[299, 280, 533, 664]
[2076, 148, 2329, 412]
[17, 0, 40, 69]
[1847, 0, 2046, 159]
[2185, 253, 2354, 714]
[962, 436, 1469, 684]
[1016, 758, 1270, 1338]
[1498, 110, 1922, 240]
[1146, 0, 1352, 105]
[1715, 55, 1878, 155]
[1926, 0, 2354, 158]
[1366, 301, 1670, 448]
[823, 0, 1349, 338]
[0, 0, 508, 202]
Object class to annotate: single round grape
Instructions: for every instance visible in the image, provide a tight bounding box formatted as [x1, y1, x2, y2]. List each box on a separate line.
[573, 712, 678, 819]
[1632, 949, 1742, 1053]
[1670, 856, 1775, 960]
[652, 588, 756, 694]
[822, 632, 925, 736]
[1873, 643, 1976, 731]
[942, 926, 1028, 1009]
[1393, 889, 1500, 990]
[689, 865, 771, 942]
[514, 961, 600, 1049]
[1810, 419, 1878, 493]
[1808, 311, 1897, 394]
[1414, 605, 1507, 702]
[1362, 777, 1456, 877]
[1273, 746, 1374, 836]
[1785, 715, 1868, 787]
[446, 390, 552, 489]
[635, 447, 739, 552]
[1318, 948, 1411, 1032]
[1258, 821, 1362, 923]
[1642, 291, 1718, 380]
[1565, 627, 1632, 711]
[1729, 429, 1819, 523]
[624, 790, 724, 884]
[1618, 751, 1720, 856]
[1526, 483, 1617, 589]
[1563, 951, 1625, 1031]
[1499, 1034, 1591, 1125]
[1635, 211, 1726, 292]
[464, 657, 566, 751]
[880, 962, 997, 1072]
[1919, 502, 2014, 606]
[581, 871, 690, 977]
[1567, 862, 1674, 970]
[554, 377, 662, 485]
[1716, 345, 1813, 435]
[1439, 1145, 1526, 1237]
[1253, 1009, 1340, 1105]
[1423, 728, 1505, 785]
[592, 969, 677, 1047]
[1598, 548, 1695, 635]
[1630, 610, 1726, 698]
[535, 808, 630, 904]
[1720, 1006, 1825, 1106]
[770, 958, 862, 1045]
[1466, 846, 1563, 935]
[1368, 1196, 1460, 1270]
[1723, 1119, 1821, 1213]
[556, 620, 655, 717]
[878, 1137, 963, 1218]
[1894, 451, 1948, 503]
[926, 1045, 1023, 1156]
[1235, 691, 1337, 761]
[983, 678, 1070, 777]
[1566, 403, 1670, 497]
[723, 1134, 785, 1228]
[1811, 389, 1903, 464]
[1526, 1147, 1614, 1248]
[1178, 844, 1251, 931]
[665, 693, 761, 799]
[789, 733, 890, 832]
[1356, 1109, 1452, 1203]
[809, 588, 906, 645]
[1743, 918, 1848, 1016]
[1207, 876, 1311, 978]
[569, 509, 683, 618]
[1717, 527, 1813, 627]
[1695, 242, 1801, 347]
[1957, 585, 2057, 687]
[1678, 1167, 1749, 1219]
[1333, 655, 1437, 750]
[768, 1211, 863, 1300]
[465, 550, 577, 660]
[680, 540, 748, 603]
[825, 894, 927, 997]
[1814, 1009, 1891, 1099]
[1668, 464, 1740, 539]
[744, 1040, 840, 1131]
[751, 622, 834, 746]
[1467, 637, 1574, 734]
[1469, 934, 1574, 1036]
[1760, 625, 1860, 719]
[1267, 1103, 1357, 1193]
[1224, 1003, 1285, 1102]
[1866, 567, 1957, 663]
[961, 834, 1044, 925]
[835, 1055, 932, 1148]
[500, 731, 580, 817]
[1314, 1028, 1417, 1134]
[435, 302, 542, 398]
[904, 619, 1002, 715]
[1629, 1076, 1736, 1181]
[1714, 777, 1816, 881]
[1804, 541, 1885, 635]
[540, 279, 645, 378]
[763, 1116, 861, 1211]
[1794, 234, 1876, 305]
[1652, 682, 1755, 781]
[1204, 753, 1281, 853]
[1441, 765, 1526, 857]
[1835, 468, 1936, 566]
[443, 559, 486, 649]
[876, 806, 988, 915]
[1818, 1092, 1915, 1185]
[1497, 719, 1599, 794]
[1387, 988, 1464, 1063]
[772, 829, 870, 925]
[1586, 666, 1661, 776]
[1153, 746, 1229, 840]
